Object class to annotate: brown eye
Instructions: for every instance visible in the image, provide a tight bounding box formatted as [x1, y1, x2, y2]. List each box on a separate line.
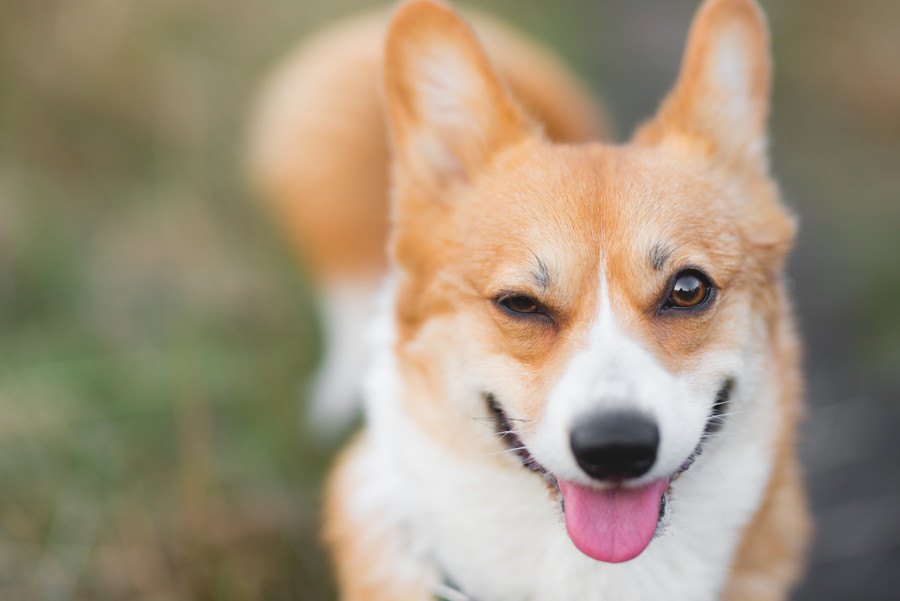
[500, 295, 542, 315]
[663, 270, 713, 310]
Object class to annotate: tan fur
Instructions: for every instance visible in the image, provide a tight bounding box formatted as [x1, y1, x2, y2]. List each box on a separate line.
[721, 297, 812, 601]
[249, 9, 607, 282]
[253, 0, 811, 598]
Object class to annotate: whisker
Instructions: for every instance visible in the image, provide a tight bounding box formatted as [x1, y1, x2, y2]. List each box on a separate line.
[494, 430, 519, 438]
[706, 414, 751, 429]
[469, 415, 533, 435]
[472, 415, 534, 423]
[479, 445, 530, 457]
[708, 409, 746, 417]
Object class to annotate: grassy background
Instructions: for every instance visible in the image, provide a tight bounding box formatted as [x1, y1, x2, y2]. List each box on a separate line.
[1, 0, 897, 599]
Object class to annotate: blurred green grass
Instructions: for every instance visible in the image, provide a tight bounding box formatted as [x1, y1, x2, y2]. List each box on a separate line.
[0, 0, 342, 598]
[0, 0, 898, 599]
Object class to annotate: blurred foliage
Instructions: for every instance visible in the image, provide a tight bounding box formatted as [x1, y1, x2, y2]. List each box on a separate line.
[0, 0, 897, 599]
[0, 0, 336, 598]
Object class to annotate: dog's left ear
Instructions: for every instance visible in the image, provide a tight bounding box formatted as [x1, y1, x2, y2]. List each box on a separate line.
[634, 0, 771, 170]
[383, 0, 532, 189]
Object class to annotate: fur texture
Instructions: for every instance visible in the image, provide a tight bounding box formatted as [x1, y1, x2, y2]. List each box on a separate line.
[251, 0, 811, 598]
[250, 8, 607, 430]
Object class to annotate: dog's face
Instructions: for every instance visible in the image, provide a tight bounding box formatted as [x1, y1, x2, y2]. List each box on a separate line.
[383, 0, 793, 563]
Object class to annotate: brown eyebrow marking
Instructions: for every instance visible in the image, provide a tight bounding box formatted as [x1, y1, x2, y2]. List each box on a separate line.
[650, 243, 672, 271]
[531, 256, 551, 290]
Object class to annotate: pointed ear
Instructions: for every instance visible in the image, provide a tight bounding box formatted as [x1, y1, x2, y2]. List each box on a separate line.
[383, 0, 531, 187]
[634, 0, 772, 168]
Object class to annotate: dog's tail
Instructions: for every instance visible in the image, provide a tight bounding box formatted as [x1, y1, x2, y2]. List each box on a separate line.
[247, 8, 607, 435]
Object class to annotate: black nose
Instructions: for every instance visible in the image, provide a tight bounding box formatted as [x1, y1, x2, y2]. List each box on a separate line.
[570, 411, 659, 481]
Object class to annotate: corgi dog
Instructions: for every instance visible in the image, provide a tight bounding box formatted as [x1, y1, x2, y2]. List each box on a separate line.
[250, 0, 811, 599]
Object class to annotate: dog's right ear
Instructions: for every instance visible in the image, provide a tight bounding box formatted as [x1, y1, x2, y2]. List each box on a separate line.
[383, 0, 531, 189]
[634, 0, 772, 171]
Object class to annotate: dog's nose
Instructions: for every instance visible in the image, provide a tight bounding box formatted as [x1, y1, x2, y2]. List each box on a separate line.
[570, 411, 659, 481]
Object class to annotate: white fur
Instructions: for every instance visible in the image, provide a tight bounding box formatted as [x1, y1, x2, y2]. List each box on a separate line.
[530, 266, 714, 487]
[701, 24, 768, 165]
[405, 44, 501, 181]
[349, 269, 782, 600]
[308, 279, 380, 435]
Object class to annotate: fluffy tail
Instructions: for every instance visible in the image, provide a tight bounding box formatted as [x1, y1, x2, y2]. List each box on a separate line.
[248, 8, 607, 435]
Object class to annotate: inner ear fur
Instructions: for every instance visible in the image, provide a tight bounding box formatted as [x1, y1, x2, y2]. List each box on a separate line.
[636, 0, 797, 270]
[383, 0, 532, 188]
[633, 0, 772, 170]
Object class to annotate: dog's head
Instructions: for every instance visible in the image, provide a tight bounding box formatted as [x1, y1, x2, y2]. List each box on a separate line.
[382, 0, 794, 563]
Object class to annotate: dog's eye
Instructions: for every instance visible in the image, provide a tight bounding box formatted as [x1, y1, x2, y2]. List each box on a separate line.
[500, 295, 542, 315]
[663, 270, 713, 311]
[493, 292, 557, 326]
[495, 294, 553, 321]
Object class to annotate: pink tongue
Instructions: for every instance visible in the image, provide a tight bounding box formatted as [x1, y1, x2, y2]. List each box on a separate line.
[558, 478, 669, 563]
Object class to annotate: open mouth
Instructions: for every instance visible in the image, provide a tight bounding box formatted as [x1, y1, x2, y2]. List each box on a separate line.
[484, 380, 733, 563]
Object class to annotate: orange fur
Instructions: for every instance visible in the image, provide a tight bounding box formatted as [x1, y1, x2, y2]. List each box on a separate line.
[721, 295, 811, 601]
[249, 9, 607, 283]
[254, 0, 811, 598]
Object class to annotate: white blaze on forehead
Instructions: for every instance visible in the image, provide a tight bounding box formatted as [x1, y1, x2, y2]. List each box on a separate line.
[531, 263, 711, 484]
[566, 265, 668, 416]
